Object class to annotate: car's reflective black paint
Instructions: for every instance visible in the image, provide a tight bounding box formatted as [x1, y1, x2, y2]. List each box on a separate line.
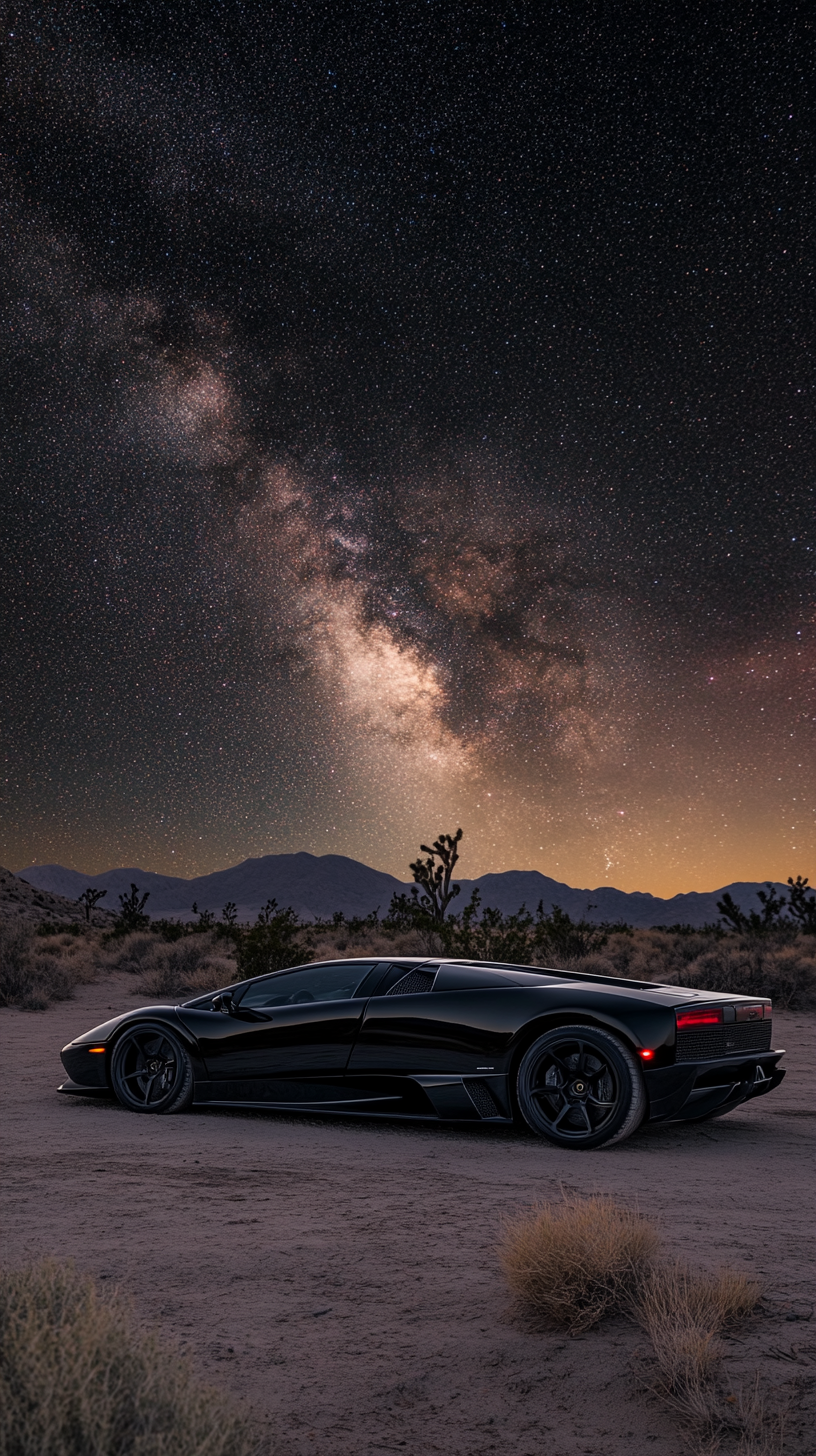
[59, 956, 786, 1147]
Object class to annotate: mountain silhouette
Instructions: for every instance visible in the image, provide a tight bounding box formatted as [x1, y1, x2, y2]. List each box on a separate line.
[14, 853, 790, 930]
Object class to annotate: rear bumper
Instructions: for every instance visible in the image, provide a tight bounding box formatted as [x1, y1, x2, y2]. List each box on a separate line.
[644, 1051, 785, 1123]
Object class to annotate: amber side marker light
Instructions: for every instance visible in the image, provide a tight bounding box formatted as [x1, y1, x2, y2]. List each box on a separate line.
[676, 1008, 723, 1028]
[87, 1046, 106, 1053]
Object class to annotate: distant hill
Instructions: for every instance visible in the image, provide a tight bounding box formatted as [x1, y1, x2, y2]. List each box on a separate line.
[0, 866, 114, 926]
[14, 853, 791, 930]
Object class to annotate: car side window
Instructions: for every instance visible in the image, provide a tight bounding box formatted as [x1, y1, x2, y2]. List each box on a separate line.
[239, 962, 379, 1009]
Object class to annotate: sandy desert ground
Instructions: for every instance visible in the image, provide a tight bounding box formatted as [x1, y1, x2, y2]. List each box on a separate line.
[2, 972, 814, 1456]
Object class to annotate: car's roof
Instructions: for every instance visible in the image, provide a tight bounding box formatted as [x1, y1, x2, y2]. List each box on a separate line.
[183, 953, 760, 1008]
[237, 954, 665, 994]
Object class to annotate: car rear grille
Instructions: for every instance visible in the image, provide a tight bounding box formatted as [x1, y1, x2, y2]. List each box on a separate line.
[676, 1022, 772, 1062]
[464, 1080, 500, 1118]
[386, 969, 437, 996]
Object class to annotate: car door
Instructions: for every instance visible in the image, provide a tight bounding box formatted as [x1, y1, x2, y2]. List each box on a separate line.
[347, 962, 513, 1074]
[180, 961, 384, 1103]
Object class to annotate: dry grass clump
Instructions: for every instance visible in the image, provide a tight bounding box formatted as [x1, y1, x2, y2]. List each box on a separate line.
[733, 1376, 788, 1456]
[499, 1198, 784, 1452]
[637, 1262, 761, 1337]
[0, 1259, 258, 1456]
[634, 1263, 762, 1432]
[499, 1195, 659, 1332]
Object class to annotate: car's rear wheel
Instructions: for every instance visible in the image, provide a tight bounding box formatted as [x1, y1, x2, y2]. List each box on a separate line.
[110, 1025, 194, 1114]
[516, 1024, 645, 1149]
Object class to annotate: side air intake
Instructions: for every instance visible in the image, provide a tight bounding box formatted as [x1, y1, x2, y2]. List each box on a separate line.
[464, 1080, 500, 1118]
[386, 969, 437, 996]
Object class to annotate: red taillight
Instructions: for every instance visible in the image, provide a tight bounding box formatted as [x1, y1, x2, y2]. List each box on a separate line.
[638, 1049, 655, 1060]
[676, 1008, 723, 1028]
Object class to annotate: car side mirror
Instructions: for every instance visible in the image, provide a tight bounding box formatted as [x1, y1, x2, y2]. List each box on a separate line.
[212, 993, 237, 1015]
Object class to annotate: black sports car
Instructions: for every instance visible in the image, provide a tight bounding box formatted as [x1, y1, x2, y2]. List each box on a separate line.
[59, 956, 785, 1149]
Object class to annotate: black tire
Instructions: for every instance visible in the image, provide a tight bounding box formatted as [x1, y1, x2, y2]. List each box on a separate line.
[516, 1024, 646, 1149]
[110, 1024, 194, 1114]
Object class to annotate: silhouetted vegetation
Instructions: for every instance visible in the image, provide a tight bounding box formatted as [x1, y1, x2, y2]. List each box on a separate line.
[75, 886, 107, 921]
[190, 901, 216, 931]
[409, 828, 463, 924]
[717, 876, 816, 936]
[785, 874, 816, 934]
[235, 900, 309, 980]
[441, 890, 535, 963]
[3, 852, 816, 1009]
[113, 884, 151, 934]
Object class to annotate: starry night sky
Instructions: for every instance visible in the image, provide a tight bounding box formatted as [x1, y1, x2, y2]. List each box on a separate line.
[1, 1, 812, 893]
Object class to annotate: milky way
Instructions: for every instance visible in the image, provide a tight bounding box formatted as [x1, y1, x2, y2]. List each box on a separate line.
[1, 3, 812, 892]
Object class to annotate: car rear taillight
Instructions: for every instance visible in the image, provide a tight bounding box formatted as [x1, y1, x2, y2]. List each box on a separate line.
[735, 1004, 765, 1023]
[676, 1008, 723, 1028]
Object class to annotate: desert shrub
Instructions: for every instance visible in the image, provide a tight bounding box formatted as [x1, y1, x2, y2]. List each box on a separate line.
[634, 1262, 762, 1434]
[136, 936, 237, 999]
[0, 925, 97, 1010]
[498, 1195, 658, 1333]
[105, 932, 162, 973]
[681, 939, 816, 1009]
[637, 1262, 760, 1341]
[0, 924, 37, 1007]
[596, 928, 816, 1007]
[560, 952, 618, 978]
[532, 904, 610, 963]
[307, 926, 428, 961]
[159, 920, 189, 941]
[0, 1259, 256, 1456]
[602, 930, 715, 983]
[138, 957, 236, 1000]
[236, 903, 309, 979]
[439, 891, 536, 963]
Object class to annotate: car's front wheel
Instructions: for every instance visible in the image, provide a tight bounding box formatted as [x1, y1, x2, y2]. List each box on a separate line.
[110, 1025, 194, 1114]
[516, 1024, 645, 1149]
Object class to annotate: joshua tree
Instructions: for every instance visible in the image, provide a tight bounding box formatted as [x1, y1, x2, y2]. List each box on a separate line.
[786, 875, 816, 934]
[409, 828, 463, 925]
[76, 887, 107, 923]
[191, 901, 215, 931]
[221, 901, 238, 927]
[114, 884, 151, 933]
